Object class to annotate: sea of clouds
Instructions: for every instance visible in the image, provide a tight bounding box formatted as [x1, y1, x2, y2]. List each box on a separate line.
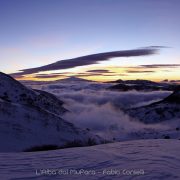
[33, 81, 172, 141]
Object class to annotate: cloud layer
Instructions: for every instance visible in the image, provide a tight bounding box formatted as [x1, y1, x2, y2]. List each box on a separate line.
[11, 47, 158, 76]
[22, 73, 180, 142]
[60, 89, 171, 140]
[28, 80, 171, 140]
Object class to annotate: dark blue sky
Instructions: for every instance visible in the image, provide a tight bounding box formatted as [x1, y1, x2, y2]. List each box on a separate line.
[0, 0, 180, 80]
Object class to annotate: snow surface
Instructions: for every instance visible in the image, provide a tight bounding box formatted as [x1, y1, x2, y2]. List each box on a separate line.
[0, 139, 180, 180]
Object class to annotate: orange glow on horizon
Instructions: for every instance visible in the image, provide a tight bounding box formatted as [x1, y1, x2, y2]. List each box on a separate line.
[14, 65, 180, 82]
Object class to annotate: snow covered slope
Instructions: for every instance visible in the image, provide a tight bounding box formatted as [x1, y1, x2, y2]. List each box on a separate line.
[0, 72, 67, 116]
[0, 72, 102, 152]
[0, 139, 180, 180]
[127, 90, 180, 123]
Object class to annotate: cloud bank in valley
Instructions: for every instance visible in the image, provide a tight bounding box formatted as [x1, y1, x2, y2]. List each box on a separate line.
[33, 81, 171, 140]
[61, 92, 170, 140]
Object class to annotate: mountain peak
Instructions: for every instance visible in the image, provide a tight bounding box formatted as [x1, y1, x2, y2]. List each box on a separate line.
[0, 71, 24, 86]
[55, 76, 93, 83]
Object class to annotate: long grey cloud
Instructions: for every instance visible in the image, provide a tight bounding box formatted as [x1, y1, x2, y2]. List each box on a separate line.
[140, 64, 180, 68]
[86, 69, 112, 73]
[34, 74, 65, 79]
[126, 70, 155, 73]
[11, 47, 159, 76]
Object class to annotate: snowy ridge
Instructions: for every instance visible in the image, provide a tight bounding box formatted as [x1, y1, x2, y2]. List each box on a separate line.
[127, 90, 180, 123]
[0, 72, 67, 116]
[0, 72, 103, 152]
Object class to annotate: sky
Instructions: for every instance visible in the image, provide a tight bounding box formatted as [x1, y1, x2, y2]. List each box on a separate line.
[0, 0, 180, 81]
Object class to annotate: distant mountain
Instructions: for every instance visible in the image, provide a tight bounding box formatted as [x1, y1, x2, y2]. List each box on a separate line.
[20, 76, 94, 86]
[108, 79, 179, 91]
[54, 76, 94, 83]
[127, 90, 180, 123]
[111, 79, 158, 85]
[0, 72, 103, 152]
[41, 76, 111, 91]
